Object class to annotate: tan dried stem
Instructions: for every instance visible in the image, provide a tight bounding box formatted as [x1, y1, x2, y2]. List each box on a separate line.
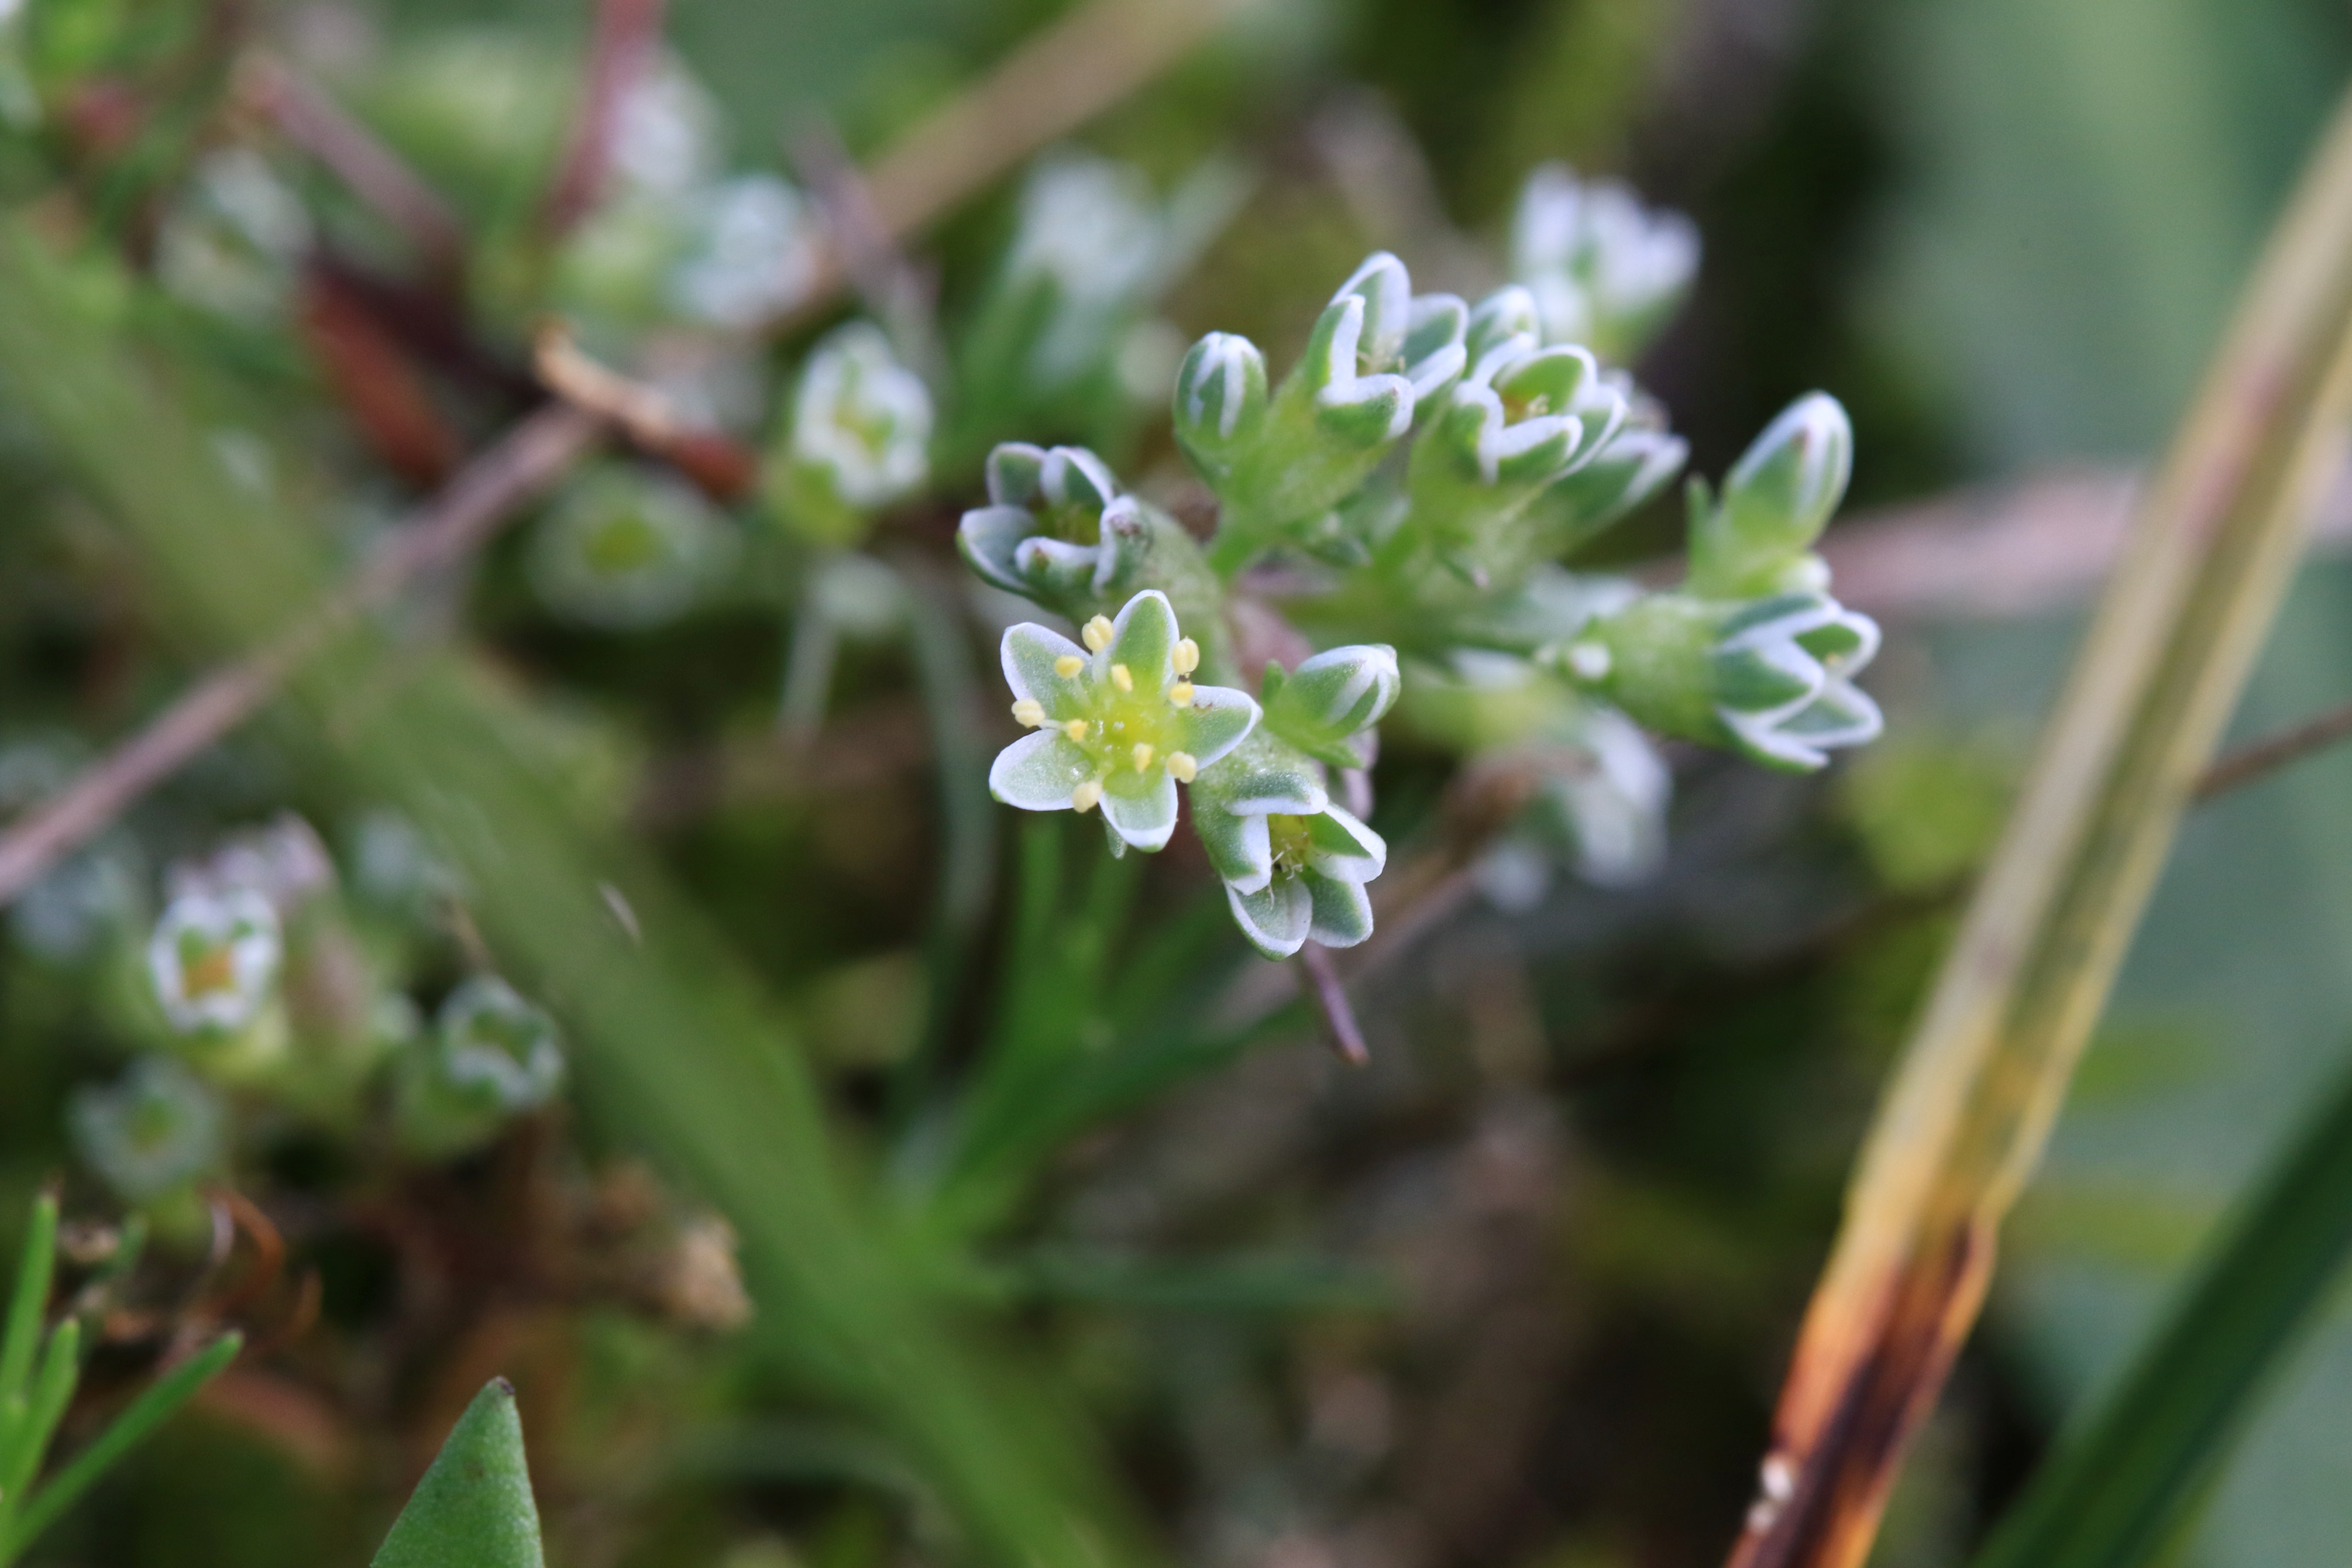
[1724, 83, 2352, 1568]
[0, 404, 606, 907]
[772, 0, 1251, 327]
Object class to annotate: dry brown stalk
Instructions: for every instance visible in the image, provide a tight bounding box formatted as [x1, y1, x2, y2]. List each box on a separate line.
[540, 0, 671, 239]
[0, 404, 605, 906]
[1723, 85, 2352, 1568]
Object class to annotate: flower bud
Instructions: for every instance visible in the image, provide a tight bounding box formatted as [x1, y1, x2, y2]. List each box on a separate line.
[71, 1056, 225, 1205]
[396, 975, 566, 1160]
[1262, 644, 1400, 766]
[1572, 591, 1882, 772]
[959, 442, 1139, 604]
[1690, 392, 1852, 595]
[1173, 331, 1269, 482]
[765, 322, 932, 546]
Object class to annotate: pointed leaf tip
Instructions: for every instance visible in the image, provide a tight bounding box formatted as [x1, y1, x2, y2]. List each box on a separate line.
[372, 1378, 544, 1568]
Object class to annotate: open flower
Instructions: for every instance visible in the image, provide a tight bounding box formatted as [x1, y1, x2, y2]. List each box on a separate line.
[1510, 162, 1699, 362]
[989, 590, 1257, 852]
[1711, 595, 1883, 770]
[1193, 733, 1388, 958]
[149, 888, 282, 1035]
[70, 1057, 225, 1205]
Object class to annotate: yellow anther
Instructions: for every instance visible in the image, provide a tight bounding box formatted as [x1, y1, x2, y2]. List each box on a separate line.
[1011, 698, 1046, 728]
[1064, 718, 1088, 741]
[1171, 637, 1200, 675]
[1132, 742, 1155, 772]
[1166, 751, 1198, 784]
[1082, 616, 1115, 652]
[1054, 653, 1084, 679]
[1167, 680, 1194, 706]
[1111, 663, 1133, 692]
[1072, 778, 1103, 813]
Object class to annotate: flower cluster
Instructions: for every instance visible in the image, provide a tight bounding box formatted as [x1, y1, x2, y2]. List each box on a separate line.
[967, 163, 1881, 966]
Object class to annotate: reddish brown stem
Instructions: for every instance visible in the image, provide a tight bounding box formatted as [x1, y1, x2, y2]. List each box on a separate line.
[540, 0, 670, 239]
[1295, 943, 1369, 1067]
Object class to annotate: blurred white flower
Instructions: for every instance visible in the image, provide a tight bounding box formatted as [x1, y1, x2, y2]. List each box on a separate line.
[1510, 162, 1697, 361]
[71, 1057, 226, 1204]
[156, 148, 313, 323]
[788, 322, 932, 511]
[670, 174, 822, 330]
[148, 888, 282, 1035]
[529, 464, 739, 629]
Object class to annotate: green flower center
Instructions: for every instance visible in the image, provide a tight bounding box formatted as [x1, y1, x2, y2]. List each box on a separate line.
[1266, 813, 1315, 879]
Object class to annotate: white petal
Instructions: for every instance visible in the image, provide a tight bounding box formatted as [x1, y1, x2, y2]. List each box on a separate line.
[989, 730, 1093, 809]
[1227, 878, 1311, 959]
[1100, 768, 1178, 852]
[956, 505, 1036, 593]
[1305, 805, 1386, 883]
[1101, 588, 1177, 687]
[1001, 622, 1090, 709]
[1170, 685, 1260, 769]
[1306, 873, 1375, 948]
[1197, 806, 1273, 894]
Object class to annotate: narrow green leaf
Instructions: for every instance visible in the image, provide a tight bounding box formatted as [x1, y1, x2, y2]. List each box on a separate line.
[0, 1331, 237, 1562]
[0, 1197, 57, 1408]
[1970, 1039, 2352, 1568]
[0, 1320, 78, 1504]
[372, 1379, 545, 1568]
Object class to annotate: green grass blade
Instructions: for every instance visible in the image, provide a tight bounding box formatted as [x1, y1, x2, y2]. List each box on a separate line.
[0, 1331, 237, 1563]
[1969, 1040, 2352, 1568]
[0, 1319, 78, 1505]
[0, 1196, 56, 1409]
[371, 1378, 544, 1568]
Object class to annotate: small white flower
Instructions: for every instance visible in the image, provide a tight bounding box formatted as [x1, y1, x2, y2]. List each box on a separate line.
[789, 322, 932, 511]
[149, 888, 282, 1035]
[71, 1057, 225, 1203]
[156, 148, 313, 323]
[436, 975, 565, 1113]
[1191, 733, 1388, 958]
[989, 591, 1258, 851]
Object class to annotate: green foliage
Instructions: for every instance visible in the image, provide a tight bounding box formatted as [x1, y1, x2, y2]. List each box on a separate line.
[1973, 1038, 2352, 1568]
[371, 1381, 545, 1568]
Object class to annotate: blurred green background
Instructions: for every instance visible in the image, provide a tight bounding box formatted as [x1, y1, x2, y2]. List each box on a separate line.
[5, 0, 2352, 1565]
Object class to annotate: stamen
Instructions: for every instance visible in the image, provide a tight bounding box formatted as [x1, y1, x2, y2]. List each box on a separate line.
[1011, 699, 1046, 728]
[1167, 680, 1194, 706]
[1081, 616, 1115, 652]
[1171, 638, 1200, 675]
[1110, 663, 1133, 692]
[1064, 718, 1088, 741]
[1054, 653, 1084, 679]
[1072, 778, 1103, 813]
[1131, 743, 1154, 772]
[1166, 751, 1197, 784]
